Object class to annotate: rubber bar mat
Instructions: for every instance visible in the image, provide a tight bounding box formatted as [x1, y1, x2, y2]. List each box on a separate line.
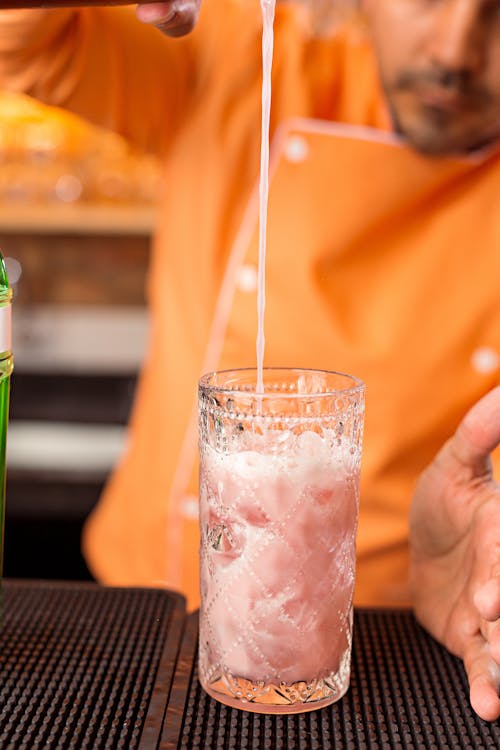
[0, 579, 185, 750]
[162, 609, 500, 749]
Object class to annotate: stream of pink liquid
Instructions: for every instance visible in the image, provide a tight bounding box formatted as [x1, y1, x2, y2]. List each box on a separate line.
[256, 0, 276, 394]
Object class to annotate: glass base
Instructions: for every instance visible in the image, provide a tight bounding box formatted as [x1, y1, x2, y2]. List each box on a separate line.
[199, 673, 350, 715]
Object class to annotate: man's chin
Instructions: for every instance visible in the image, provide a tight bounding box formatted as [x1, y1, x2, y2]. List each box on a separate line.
[392, 113, 499, 157]
[404, 128, 500, 158]
[389, 100, 497, 156]
[404, 133, 464, 157]
[393, 112, 500, 158]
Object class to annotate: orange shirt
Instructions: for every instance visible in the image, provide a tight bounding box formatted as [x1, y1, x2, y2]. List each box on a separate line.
[1, 1, 499, 609]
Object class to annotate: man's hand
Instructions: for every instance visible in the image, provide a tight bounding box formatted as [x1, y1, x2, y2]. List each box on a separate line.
[410, 387, 500, 721]
[135, 0, 201, 36]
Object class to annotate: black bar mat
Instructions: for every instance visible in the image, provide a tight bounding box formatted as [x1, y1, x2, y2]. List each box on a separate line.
[0, 579, 186, 749]
[162, 609, 500, 749]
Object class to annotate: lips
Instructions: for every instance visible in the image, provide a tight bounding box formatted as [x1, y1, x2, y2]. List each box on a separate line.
[416, 87, 470, 112]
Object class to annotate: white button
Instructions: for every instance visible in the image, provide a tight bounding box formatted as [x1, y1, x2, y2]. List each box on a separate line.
[181, 495, 199, 520]
[284, 135, 309, 163]
[236, 264, 258, 293]
[471, 346, 500, 374]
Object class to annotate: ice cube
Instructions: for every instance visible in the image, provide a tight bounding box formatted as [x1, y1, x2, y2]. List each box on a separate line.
[295, 429, 326, 458]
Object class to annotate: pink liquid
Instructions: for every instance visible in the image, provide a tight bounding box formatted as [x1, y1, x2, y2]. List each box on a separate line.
[199, 432, 358, 712]
[198, 2, 362, 715]
[256, 0, 275, 395]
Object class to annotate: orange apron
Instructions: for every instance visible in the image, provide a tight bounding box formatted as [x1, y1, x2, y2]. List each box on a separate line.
[85, 119, 500, 609]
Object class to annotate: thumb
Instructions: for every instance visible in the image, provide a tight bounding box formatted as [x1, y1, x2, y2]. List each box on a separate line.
[452, 386, 500, 474]
[136, 0, 200, 36]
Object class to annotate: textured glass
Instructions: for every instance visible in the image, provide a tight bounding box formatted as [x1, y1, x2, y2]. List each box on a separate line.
[198, 368, 365, 714]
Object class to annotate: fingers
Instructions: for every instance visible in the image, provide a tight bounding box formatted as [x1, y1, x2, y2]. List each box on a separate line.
[470, 672, 500, 722]
[490, 621, 500, 664]
[475, 577, 500, 667]
[475, 577, 500, 622]
[135, 0, 200, 36]
[464, 632, 500, 721]
[466, 577, 500, 721]
[452, 386, 500, 473]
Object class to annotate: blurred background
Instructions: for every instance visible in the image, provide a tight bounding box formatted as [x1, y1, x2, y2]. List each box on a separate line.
[0, 91, 161, 581]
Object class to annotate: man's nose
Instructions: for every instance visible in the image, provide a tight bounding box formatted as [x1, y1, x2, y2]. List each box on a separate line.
[427, 0, 485, 73]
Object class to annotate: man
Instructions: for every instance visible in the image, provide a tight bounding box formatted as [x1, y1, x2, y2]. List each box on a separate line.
[0, 0, 498, 720]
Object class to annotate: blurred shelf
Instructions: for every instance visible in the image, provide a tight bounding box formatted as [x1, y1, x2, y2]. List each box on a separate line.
[10, 371, 137, 424]
[13, 305, 148, 374]
[7, 420, 127, 477]
[0, 203, 157, 236]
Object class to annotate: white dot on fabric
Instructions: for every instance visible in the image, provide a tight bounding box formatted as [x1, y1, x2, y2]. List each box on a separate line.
[181, 495, 199, 520]
[284, 135, 309, 163]
[236, 264, 258, 293]
[470, 346, 500, 374]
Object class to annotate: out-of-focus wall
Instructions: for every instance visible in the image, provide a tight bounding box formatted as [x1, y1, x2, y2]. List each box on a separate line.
[0, 91, 160, 580]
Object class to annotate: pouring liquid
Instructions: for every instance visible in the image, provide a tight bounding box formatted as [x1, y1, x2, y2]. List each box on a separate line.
[256, 0, 276, 395]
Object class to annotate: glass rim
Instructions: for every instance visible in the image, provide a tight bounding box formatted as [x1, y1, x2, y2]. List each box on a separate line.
[198, 367, 365, 399]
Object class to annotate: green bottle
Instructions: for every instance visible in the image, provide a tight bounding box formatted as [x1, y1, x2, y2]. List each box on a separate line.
[0, 254, 13, 583]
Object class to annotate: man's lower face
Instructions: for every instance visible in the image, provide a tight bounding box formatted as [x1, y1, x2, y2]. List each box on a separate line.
[388, 87, 500, 157]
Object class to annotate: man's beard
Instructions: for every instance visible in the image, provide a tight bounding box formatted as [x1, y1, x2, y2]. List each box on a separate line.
[386, 65, 498, 156]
